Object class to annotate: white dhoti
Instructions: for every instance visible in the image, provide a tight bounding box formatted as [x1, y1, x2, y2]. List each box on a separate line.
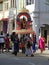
[25, 48, 32, 55]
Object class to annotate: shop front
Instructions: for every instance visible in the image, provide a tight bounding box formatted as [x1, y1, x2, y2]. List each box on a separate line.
[1, 18, 9, 34]
[40, 24, 49, 45]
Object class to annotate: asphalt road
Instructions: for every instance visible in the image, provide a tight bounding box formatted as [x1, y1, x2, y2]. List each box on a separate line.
[0, 52, 49, 65]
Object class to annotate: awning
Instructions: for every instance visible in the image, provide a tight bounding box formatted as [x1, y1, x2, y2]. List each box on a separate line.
[1, 18, 9, 21]
[12, 29, 35, 34]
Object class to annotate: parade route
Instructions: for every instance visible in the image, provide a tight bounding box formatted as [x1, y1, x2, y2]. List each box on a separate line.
[0, 49, 49, 65]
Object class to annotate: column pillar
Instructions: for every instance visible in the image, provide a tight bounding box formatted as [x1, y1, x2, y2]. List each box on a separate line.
[33, 0, 40, 42]
[7, 19, 12, 34]
[33, 12, 40, 41]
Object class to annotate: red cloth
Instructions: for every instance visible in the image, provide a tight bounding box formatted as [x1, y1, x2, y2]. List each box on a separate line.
[5, 37, 10, 48]
[19, 43, 22, 49]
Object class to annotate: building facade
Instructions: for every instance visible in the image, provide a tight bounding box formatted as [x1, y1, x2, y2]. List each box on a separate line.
[0, 0, 16, 34]
[0, 0, 49, 44]
[25, 0, 49, 44]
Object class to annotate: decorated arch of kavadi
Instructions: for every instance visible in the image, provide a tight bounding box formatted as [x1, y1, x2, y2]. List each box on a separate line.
[12, 8, 35, 35]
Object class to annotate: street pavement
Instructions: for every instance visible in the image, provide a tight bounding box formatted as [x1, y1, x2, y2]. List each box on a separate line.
[35, 48, 49, 57]
[0, 49, 49, 65]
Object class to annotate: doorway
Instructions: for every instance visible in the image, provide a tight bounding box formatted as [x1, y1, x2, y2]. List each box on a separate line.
[3, 21, 8, 33]
[44, 30, 47, 43]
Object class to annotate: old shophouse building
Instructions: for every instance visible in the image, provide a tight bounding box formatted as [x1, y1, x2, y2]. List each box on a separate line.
[0, 0, 49, 44]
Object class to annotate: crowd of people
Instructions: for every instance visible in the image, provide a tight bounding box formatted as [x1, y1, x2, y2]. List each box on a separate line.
[10, 32, 37, 56]
[0, 31, 46, 57]
[0, 31, 10, 53]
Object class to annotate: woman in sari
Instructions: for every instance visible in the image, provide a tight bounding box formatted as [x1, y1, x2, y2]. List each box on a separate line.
[38, 36, 45, 53]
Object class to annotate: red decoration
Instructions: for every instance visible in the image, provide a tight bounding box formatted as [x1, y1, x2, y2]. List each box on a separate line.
[16, 27, 21, 30]
[16, 12, 32, 30]
[16, 22, 20, 25]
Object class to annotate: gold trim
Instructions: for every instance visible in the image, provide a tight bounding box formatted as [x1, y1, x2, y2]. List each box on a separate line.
[19, 8, 29, 13]
[12, 29, 35, 34]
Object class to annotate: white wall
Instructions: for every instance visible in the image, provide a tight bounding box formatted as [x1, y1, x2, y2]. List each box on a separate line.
[39, 0, 49, 25]
[40, 12, 49, 25]
[0, 11, 3, 20]
[4, 11, 9, 18]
